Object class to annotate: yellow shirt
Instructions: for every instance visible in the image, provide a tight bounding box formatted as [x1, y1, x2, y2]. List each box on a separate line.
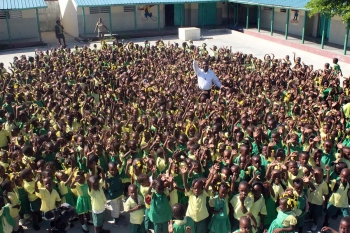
[58, 181, 68, 196]
[249, 195, 267, 229]
[281, 211, 298, 227]
[140, 185, 150, 209]
[35, 188, 61, 212]
[185, 190, 209, 222]
[156, 157, 166, 172]
[272, 183, 285, 201]
[230, 194, 253, 220]
[7, 191, 20, 217]
[0, 129, 10, 147]
[23, 180, 38, 202]
[329, 180, 349, 208]
[124, 195, 145, 224]
[307, 179, 329, 205]
[88, 184, 107, 213]
[286, 169, 304, 187]
[0, 204, 13, 233]
[169, 189, 178, 207]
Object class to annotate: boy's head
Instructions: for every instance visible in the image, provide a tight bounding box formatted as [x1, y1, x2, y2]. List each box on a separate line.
[128, 184, 138, 200]
[333, 58, 339, 64]
[292, 178, 303, 193]
[340, 168, 350, 185]
[340, 216, 350, 233]
[239, 216, 252, 233]
[313, 167, 324, 183]
[43, 177, 53, 191]
[108, 162, 118, 176]
[20, 168, 34, 181]
[1, 180, 14, 192]
[137, 174, 150, 187]
[172, 203, 186, 220]
[238, 181, 250, 197]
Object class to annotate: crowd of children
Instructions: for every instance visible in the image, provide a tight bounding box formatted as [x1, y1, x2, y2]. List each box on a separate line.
[0, 39, 349, 233]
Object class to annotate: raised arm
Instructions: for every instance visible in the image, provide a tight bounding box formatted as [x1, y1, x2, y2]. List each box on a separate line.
[212, 75, 222, 89]
[193, 60, 201, 75]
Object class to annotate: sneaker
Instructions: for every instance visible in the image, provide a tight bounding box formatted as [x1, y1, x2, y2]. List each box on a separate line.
[82, 224, 89, 232]
[100, 229, 110, 233]
[311, 224, 317, 231]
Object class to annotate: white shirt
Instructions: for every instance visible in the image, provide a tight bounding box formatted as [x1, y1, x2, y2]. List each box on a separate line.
[193, 60, 221, 90]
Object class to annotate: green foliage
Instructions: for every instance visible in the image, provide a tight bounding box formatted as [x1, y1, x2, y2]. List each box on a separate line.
[306, 0, 350, 25]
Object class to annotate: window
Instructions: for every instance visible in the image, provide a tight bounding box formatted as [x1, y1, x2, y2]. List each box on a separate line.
[0, 11, 22, 19]
[263, 7, 272, 11]
[280, 8, 286, 13]
[123, 6, 134, 12]
[9, 10, 22, 18]
[89, 6, 110, 14]
[0, 11, 6, 19]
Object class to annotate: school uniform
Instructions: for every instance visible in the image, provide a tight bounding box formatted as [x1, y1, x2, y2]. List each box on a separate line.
[185, 189, 209, 233]
[327, 180, 350, 217]
[307, 179, 328, 218]
[88, 184, 107, 227]
[124, 195, 145, 233]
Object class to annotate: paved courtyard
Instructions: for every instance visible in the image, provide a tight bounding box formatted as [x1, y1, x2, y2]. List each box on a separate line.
[0, 30, 347, 233]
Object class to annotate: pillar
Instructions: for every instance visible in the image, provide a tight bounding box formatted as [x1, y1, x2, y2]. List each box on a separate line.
[35, 8, 42, 41]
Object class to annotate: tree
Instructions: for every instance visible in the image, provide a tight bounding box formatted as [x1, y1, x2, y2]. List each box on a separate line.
[306, 0, 350, 25]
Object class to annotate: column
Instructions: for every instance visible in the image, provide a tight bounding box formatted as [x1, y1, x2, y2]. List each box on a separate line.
[5, 11, 11, 43]
[109, 6, 112, 35]
[271, 7, 274, 36]
[82, 7, 86, 38]
[246, 5, 249, 29]
[285, 9, 290, 39]
[35, 8, 42, 41]
[344, 22, 349, 55]
[321, 15, 326, 49]
[257, 5, 261, 32]
[157, 4, 160, 31]
[302, 11, 307, 44]
[134, 5, 137, 32]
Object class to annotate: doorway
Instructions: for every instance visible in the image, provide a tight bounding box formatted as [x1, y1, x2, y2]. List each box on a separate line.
[165, 4, 174, 26]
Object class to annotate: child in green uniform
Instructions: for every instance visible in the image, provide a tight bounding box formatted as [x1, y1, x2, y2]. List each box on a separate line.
[71, 170, 92, 232]
[267, 196, 298, 233]
[148, 178, 172, 233]
[168, 203, 194, 233]
[0, 196, 15, 233]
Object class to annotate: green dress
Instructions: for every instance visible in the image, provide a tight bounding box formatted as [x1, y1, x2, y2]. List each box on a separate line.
[268, 211, 291, 233]
[0, 205, 15, 233]
[264, 196, 277, 226]
[208, 196, 231, 233]
[17, 187, 30, 215]
[173, 216, 195, 233]
[148, 192, 172, 224]
[62, 186, 77, 207]
[296, 193, 307, 227]
[75, 183, 92, 214]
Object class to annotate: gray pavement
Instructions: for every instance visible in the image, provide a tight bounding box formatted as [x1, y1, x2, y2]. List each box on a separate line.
[0, 30, 346, 233]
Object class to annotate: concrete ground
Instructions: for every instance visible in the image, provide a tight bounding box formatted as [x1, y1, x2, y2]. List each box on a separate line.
[0, 30, 347, 232]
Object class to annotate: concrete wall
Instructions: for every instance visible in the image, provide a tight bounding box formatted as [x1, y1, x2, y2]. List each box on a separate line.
[216, 2, 223, 25]
[329, 15, 350, 47]
[260, 9, 313, 37]
[0, 9, 39, 41]
[39, 0, 61, 31]
[59, 0, 79, 37]
[77, 5, 165, 35]
[190, 3, 198, 26]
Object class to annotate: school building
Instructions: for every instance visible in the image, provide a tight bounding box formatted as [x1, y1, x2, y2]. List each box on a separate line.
[0, 0, 47, 47]
[227, 0, 349, 54]
[58, 0, 226, 39]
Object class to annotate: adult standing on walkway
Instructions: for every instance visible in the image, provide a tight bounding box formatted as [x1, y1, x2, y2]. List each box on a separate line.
[55, 20, 66, 47]
[94, 18, 110, 44]
[193, 59, 222, 100]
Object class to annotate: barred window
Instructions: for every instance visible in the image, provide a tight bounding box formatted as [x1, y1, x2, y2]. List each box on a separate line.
[89, 6, 110, 14]
[0, 10, 22, 19]
[124, 6, 134, 12]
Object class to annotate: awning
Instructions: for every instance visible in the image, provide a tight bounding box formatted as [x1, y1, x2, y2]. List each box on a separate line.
[227, 0, 309, 10]
[74, 0, 221, 7]
[0, 0, 47, 10]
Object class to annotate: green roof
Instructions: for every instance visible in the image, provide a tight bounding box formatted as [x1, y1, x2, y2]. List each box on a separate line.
[0, 0, 47, 10]
[228, 0, 309, 9]
[74, 0, 220, 7]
